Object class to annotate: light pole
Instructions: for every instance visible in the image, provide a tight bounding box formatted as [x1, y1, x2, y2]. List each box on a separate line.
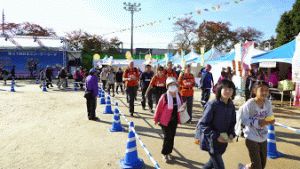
[123, 2, 141, 57]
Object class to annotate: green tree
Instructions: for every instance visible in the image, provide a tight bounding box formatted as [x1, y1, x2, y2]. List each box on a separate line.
[276, 0, 300, 47]
[194, 20, 236, 52]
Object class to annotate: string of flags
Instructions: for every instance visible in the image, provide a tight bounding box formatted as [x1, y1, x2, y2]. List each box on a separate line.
[102, 0, 245, 36]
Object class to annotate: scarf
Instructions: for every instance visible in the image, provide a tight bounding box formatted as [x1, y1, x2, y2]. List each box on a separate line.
[167, 90, 182, 110]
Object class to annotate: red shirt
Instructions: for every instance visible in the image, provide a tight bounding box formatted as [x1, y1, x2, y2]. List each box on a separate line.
[164, 69, 178, 79]
[123, 68, 140, 87]
[150, 75, 166, 88]
[178, 73, 195, 96]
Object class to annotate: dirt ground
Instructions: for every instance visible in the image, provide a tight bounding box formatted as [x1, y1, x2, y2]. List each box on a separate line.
[0, 80, 300, 169]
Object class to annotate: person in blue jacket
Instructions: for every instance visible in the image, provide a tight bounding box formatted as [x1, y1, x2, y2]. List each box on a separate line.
[199, 79, 236, 169]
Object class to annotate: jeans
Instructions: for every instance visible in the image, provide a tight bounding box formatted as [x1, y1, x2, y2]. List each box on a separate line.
[201, 88, 211, 106]
[86, 96, 96, 119]
[141, 87, 153, 110]
[246, 139, 267, 169]
[182, 96, 193, 122]
[161, 120, 177, 155]
[203, 153, 225, 169]
[126, 86, 138, 114]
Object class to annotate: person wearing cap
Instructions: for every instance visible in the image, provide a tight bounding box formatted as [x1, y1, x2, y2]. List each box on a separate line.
[140, 64, 154, 113]
[200, 64, 214, 106]
[146, 66, 167, 106]
[178, 64, 195, 123]
[85, 68, 99, 120]
[123, 61, 140, 116]
[164, 61, 178, 79]
[154, 77, 183, 162]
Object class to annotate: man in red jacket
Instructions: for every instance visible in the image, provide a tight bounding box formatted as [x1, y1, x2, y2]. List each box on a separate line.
[123, 61, 140, 116]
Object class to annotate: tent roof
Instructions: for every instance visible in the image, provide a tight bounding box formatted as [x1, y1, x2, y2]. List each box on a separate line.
[0, 36, 64, 49]
[206, 51, 235, 64]
[251, 39, 295, 64]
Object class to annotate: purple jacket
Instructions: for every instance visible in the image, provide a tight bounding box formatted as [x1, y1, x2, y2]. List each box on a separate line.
[85, 75, 99, 97]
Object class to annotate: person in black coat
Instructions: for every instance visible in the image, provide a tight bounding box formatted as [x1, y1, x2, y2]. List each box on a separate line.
[199, 79, 236, 169]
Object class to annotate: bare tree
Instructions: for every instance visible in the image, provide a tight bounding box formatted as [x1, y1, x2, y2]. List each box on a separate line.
[173, 17, 197, 51]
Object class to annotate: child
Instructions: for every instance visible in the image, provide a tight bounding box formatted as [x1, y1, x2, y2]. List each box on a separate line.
[199, 79, 236, 169]
[240, 81, 275, 169]
[154, 77, 182, 162]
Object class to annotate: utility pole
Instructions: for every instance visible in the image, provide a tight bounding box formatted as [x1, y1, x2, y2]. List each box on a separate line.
[2, 9, 5, 35]
[123, 2, 141, 57]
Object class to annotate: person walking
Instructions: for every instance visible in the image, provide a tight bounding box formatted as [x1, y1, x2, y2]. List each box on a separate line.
[239, 81, 275, 169]
[2, 68, 9, 85]
[84, 68, 99, 120]
[46, 66, 54, 88]
[178, 64, 195, 123]
[200, 64, 214, 106]
[154, 77, 182, 162]
[57, 67, 68, 89]
[199, 79, 237, 169]
[115, 68, 124, 94]
[140, 64, 154, 113]
[165, 61, 178, 79]
[123, 61, 140, 116]
[100, 68, 108, 90]
[107, 68, 116, 97]
[146, 66, 167, 106]
[245, 69, 257, 101]
[10, 65, 16, 80]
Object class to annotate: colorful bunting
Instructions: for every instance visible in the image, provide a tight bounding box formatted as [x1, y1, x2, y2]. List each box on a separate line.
[102, 0, 246, 36]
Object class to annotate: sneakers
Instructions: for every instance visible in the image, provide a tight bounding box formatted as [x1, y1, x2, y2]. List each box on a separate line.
[238, 163, 247, 169]
[162, 154, 173, 163]
[162, 155, 168, 162]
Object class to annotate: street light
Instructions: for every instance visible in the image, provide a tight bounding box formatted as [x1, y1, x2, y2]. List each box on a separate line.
[123, 2, 141, 57]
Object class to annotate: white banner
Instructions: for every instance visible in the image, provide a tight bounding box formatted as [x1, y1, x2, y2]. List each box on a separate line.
[292, 33, 300, 83]
[259, 61, 277, 68]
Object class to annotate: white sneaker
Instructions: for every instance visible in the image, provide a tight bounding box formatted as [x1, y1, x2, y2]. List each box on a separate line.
[238, 163, 246, 169]
[162, 155, 168, 163]
[167, 154, 174, 161]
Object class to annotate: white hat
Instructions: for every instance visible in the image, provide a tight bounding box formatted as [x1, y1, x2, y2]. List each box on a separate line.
[166, 77, 177, 88]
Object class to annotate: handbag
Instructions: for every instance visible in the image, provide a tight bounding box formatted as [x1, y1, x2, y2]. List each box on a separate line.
[178, 102, 190, 124]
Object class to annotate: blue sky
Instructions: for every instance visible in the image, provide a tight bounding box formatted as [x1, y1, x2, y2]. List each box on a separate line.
[0, 0, 296, 49]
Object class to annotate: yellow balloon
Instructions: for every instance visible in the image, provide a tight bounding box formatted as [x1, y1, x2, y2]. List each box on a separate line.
[125, 51, 132, 60]
[93, 54, 100, 61]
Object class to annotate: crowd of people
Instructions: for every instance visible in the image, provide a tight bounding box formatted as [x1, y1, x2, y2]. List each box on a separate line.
[84, 60, 288, 169]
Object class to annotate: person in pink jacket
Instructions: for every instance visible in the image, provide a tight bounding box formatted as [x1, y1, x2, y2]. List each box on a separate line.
[154, 77, 183, 162]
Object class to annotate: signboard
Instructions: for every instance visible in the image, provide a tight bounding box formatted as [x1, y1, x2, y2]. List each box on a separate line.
[292, 34, 300, 83]
[0, 49, 65, 76]
[259, 61, 277, 68]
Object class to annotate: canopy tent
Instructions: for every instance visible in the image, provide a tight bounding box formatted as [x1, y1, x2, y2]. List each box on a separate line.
[183, 49, 201, 63]
[205, 51, 235, 65]
[243, 45, 265, 66]
[251, 39, 295, 64]
[154, 52, 174, 66]
[186, 48, 223, 65]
